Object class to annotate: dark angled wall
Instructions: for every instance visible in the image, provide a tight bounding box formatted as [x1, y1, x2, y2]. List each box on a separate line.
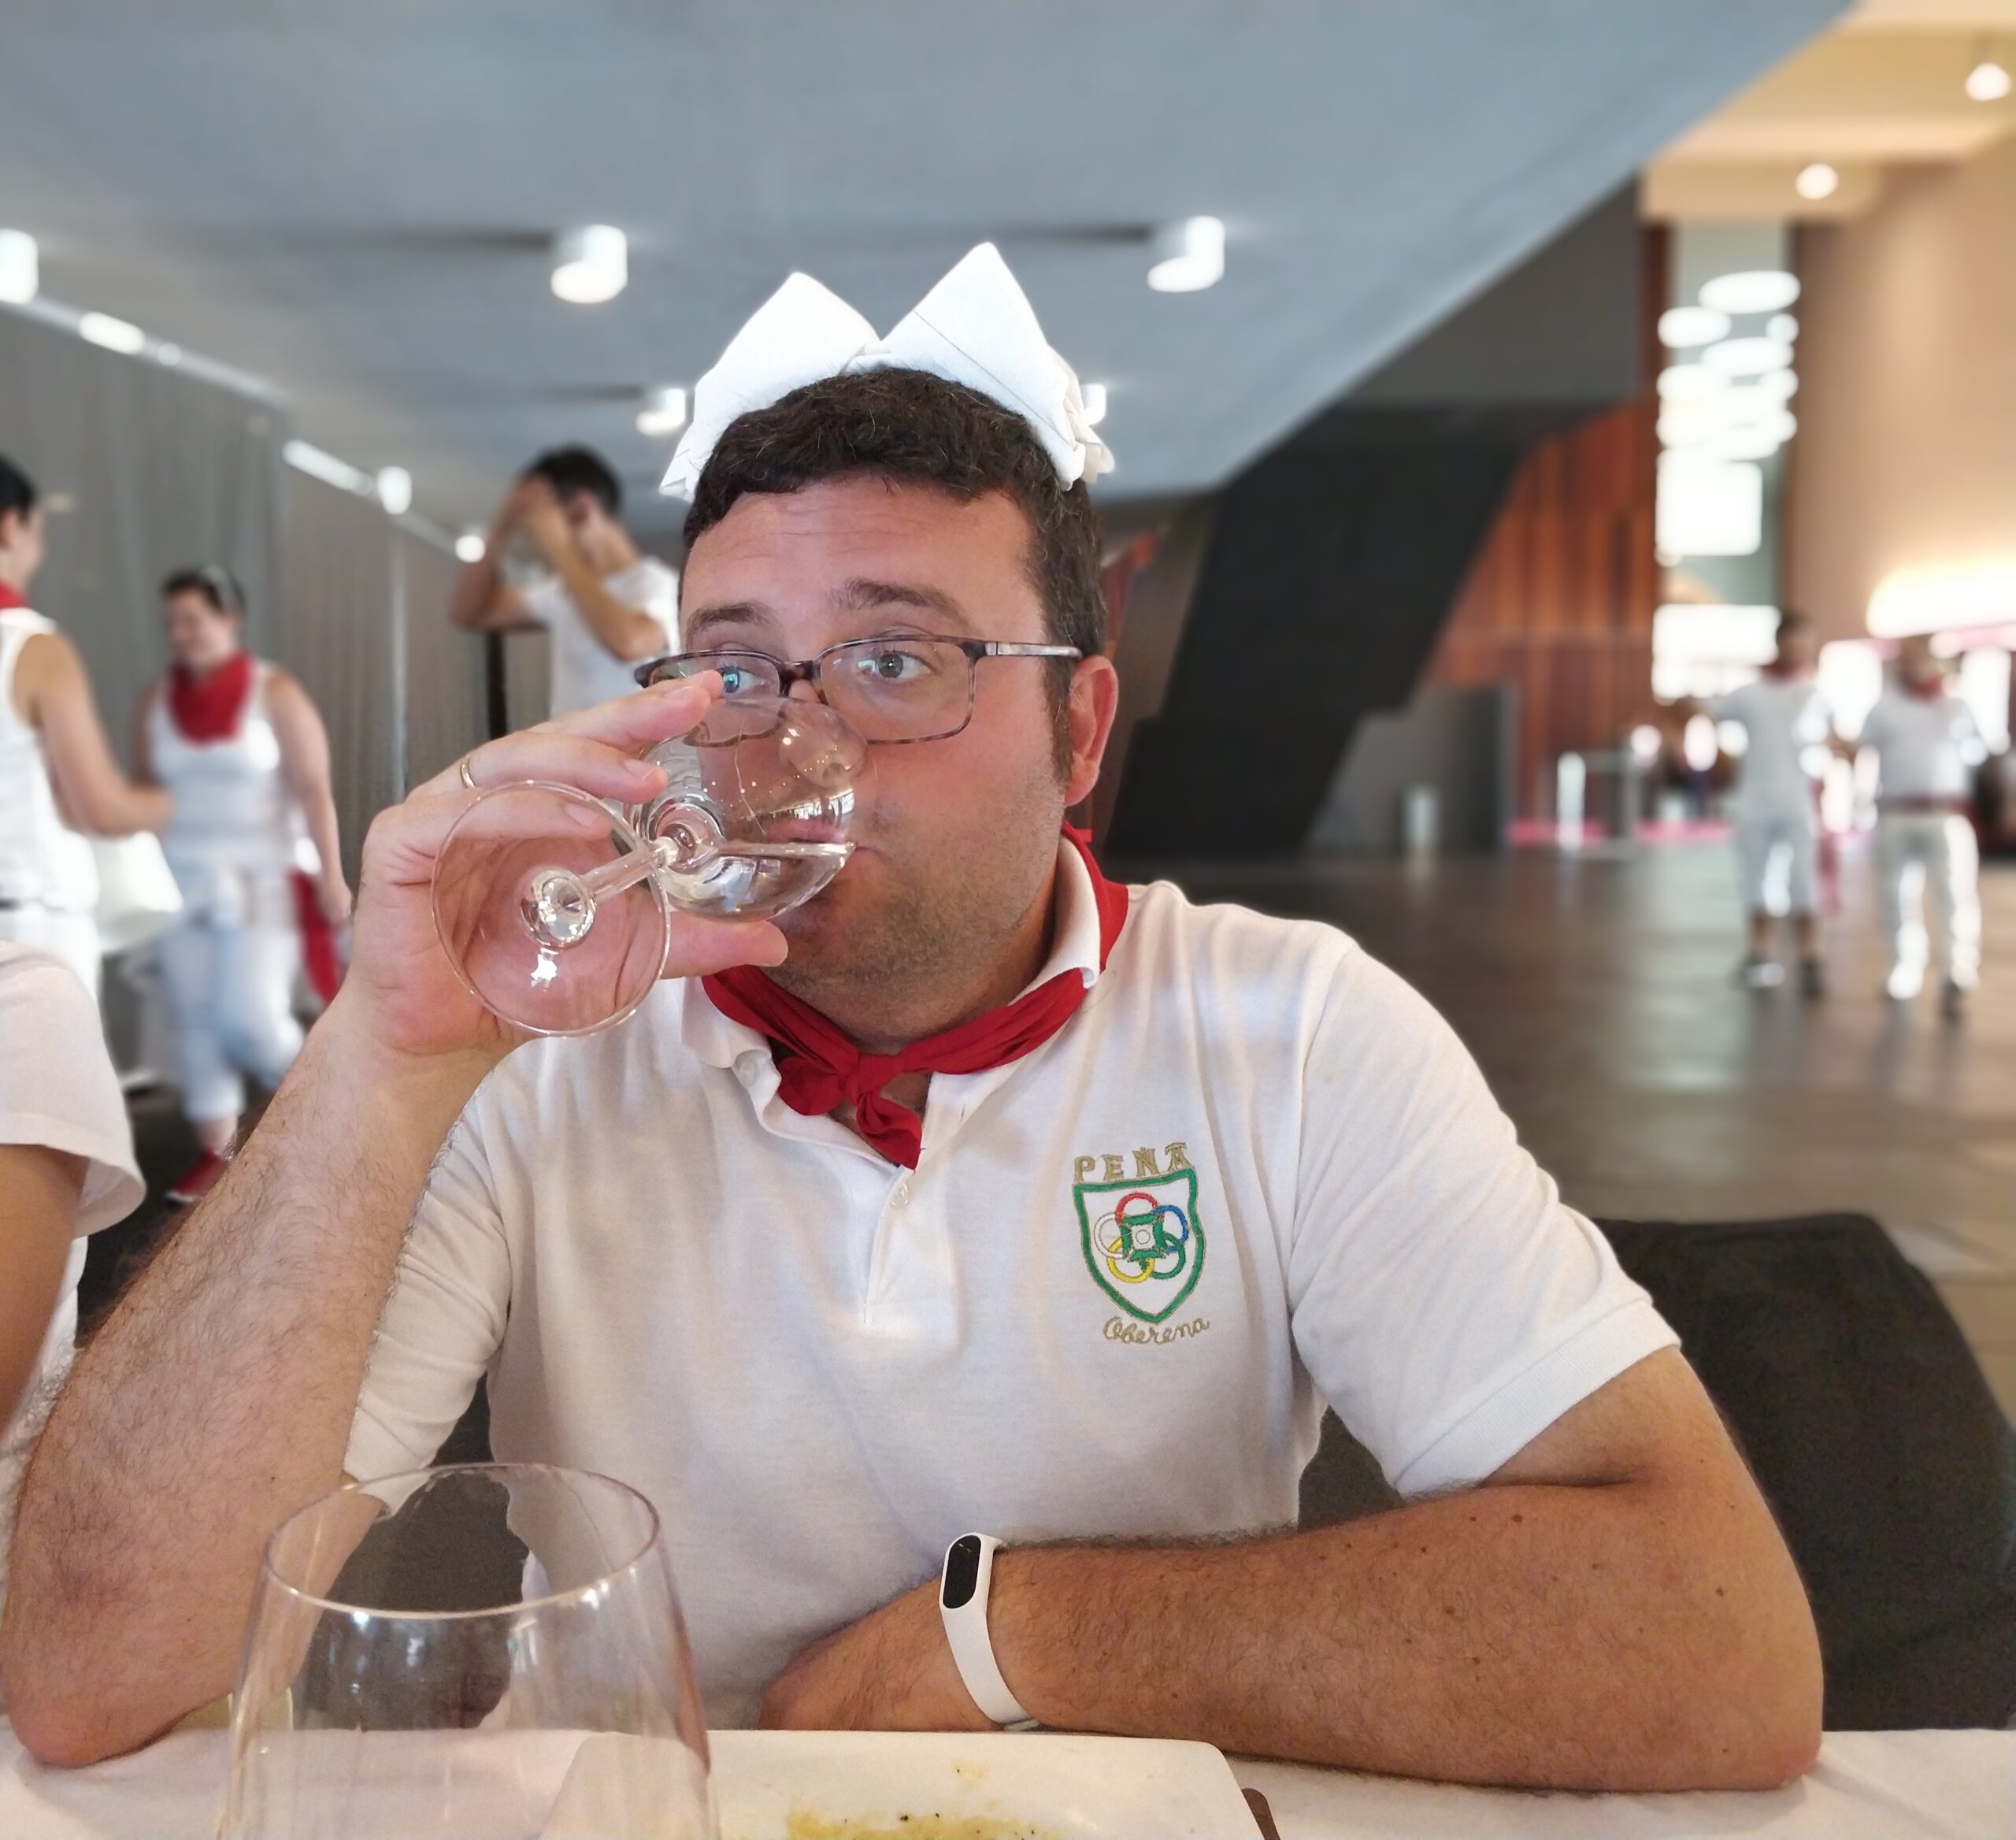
[1103, 187, 1644, 860]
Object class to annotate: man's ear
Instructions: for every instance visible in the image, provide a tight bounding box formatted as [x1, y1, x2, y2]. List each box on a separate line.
[1064, 655, 1120, 808]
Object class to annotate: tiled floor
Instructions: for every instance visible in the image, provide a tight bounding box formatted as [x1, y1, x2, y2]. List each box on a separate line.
[1150, 835, 2016, 1415]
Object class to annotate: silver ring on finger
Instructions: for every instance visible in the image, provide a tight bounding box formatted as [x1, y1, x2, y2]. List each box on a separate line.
[458, 752, 480, 792]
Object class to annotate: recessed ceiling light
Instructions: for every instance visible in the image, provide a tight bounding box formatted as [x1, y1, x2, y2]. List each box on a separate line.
[1080, 382, 1109, 425]
[1766, 314, 1798, 343]
[1703, 337, 1796, 378]
[155, 343, 183, 367]
[635, 386, 688, 436]
[0, 229, 37, 305]
[1147, 217, 1224, 293]
[1796, 163, 1840, 202]
[1698, 270, 1800, 316]
[376, 466, 413, 516]
[1658, 306, 1731, 349]
[551, 225, 628, 305]
[454, 529, 487, 564]
[1965, 59, 2011, 102]
[78, 311, 146, 354]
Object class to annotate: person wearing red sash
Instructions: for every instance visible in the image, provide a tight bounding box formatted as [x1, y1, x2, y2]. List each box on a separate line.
[8, 254, 1818, 1792]
[0, 452, 169, 1003]
[132, 566, 350, 1204]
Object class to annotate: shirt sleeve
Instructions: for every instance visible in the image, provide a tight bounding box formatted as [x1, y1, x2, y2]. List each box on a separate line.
[634, 561, 679, 646]
[516, 573, 563, 629]
[0, 948, 143, 1234]
[344, 1104, 513, 1482]
[1286, 948, 1677, 1497]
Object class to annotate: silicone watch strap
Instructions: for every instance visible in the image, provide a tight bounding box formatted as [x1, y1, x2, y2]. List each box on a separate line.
[939, 1533, 1036, 1729]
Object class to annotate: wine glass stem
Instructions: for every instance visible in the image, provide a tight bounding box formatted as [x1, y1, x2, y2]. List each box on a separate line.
[573, 837, 680, 904]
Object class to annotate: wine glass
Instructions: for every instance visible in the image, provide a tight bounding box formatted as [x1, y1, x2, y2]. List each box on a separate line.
[220, 1464, 716, 1840]
[432, 695, 868, 1035]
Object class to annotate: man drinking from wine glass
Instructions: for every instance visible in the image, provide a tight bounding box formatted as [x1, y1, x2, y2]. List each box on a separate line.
[2, 248, 1821, 1791]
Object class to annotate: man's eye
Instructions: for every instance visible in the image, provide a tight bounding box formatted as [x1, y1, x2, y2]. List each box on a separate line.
[854, 647, 929, 684]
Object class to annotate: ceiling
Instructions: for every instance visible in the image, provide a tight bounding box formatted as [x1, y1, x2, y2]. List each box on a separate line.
[1646, 0, 2016, 221]
[0, 2, 1840, 537]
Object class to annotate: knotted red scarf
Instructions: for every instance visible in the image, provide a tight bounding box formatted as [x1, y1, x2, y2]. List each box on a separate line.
[166, 651, 255, 743]
[704, 825, 1129, 1168]
[0, 582, 27, 611]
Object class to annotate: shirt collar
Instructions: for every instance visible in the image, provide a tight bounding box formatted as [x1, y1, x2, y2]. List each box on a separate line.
[675, 832, 1103, 1069]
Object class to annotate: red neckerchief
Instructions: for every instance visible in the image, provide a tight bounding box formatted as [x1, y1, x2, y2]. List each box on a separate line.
[703, 825, 1129, 1169]
[1904, 678, 1946, 703]
[0, 582, 28, 611]
[167, 651, 255, 742]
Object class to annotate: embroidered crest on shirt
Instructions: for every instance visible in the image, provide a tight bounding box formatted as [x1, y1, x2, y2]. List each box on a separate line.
[1073, 1144, 1204, 1324]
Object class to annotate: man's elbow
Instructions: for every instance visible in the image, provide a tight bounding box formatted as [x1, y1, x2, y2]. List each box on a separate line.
[6, 1687, 119, 1770]
[1684, 1592, 1825, 1790]
[2, 1638, 182, 1769]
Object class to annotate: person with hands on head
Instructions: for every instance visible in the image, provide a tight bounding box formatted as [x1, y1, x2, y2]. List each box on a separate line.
[0, 451, 170, 1002]
[132, 565, 351, 1207]
[447, 444, 678, 716]
[3, 249, 1821, 1794]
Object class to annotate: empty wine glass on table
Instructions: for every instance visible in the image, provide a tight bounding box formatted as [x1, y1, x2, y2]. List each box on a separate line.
[432, 693, 869, 1035]
[221, 1464, 715, 1839]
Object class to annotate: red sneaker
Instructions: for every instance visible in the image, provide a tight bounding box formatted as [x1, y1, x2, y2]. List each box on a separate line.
[166, 1148, 230, 1206]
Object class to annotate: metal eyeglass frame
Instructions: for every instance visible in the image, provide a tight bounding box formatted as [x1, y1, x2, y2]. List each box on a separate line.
[633, 636, 1082, 744]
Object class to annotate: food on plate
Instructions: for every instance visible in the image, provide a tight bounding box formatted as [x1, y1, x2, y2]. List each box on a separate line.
[780, 1812, 1052, 1840]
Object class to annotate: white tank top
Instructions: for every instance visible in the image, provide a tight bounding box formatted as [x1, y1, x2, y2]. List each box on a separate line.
[150, 659, 302, 882]
[0, 608, 99, 911]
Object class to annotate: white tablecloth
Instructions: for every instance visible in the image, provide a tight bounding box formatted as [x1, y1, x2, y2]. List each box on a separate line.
[1, 1723, 2010, 1838]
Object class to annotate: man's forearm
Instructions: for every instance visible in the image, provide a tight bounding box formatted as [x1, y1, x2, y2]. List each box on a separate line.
[447, 536, 511, 630]
[550, 549, 662, 662]
[989, 1478, 1818, 1792]
[0, 1008, 492, 1764]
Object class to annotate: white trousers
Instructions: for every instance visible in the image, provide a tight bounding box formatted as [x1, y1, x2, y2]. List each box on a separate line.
[155, 909, 304, 1124]
[1877, 812, 1981, 989]
[0, 904, 101, 1007]
[1732, 812, 1818, 917]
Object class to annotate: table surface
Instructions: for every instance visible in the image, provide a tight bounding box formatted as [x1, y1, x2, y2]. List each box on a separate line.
[2, 1721, 2010, 1839]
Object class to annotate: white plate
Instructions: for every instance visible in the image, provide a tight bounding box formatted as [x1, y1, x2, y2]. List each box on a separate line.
[711, 1730, 1262, 1839]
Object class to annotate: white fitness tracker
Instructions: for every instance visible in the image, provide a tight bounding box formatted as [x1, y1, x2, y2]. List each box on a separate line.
[939, 1533, 1036, 1729]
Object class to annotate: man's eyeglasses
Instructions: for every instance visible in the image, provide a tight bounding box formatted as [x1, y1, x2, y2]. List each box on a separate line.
[634, 636, 1081, 744]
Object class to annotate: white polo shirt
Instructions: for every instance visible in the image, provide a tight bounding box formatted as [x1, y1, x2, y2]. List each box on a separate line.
[1709, 675, 1833, 821]
[521, 556, 679, 717]
[348, 841, 1676, 1727]
[1860, 691, 1986, 803]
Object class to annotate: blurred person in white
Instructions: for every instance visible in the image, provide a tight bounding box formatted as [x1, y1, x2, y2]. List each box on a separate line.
[0, 942, 143, 1664]
[0, 453, 170, 1002]
[3, 250, 1821, 1793]
[133, 566, 350, 1208]
[447, 444, 677, 715]
[1698, 610, 1835, 996]
[1855, 635, 1987, 1015]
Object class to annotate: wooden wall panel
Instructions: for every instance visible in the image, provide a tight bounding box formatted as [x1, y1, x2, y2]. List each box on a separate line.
[1424, 395, 1659, 816]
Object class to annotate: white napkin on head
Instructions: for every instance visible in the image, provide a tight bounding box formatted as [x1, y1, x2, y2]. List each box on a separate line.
[662, 243, 1114, 499]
